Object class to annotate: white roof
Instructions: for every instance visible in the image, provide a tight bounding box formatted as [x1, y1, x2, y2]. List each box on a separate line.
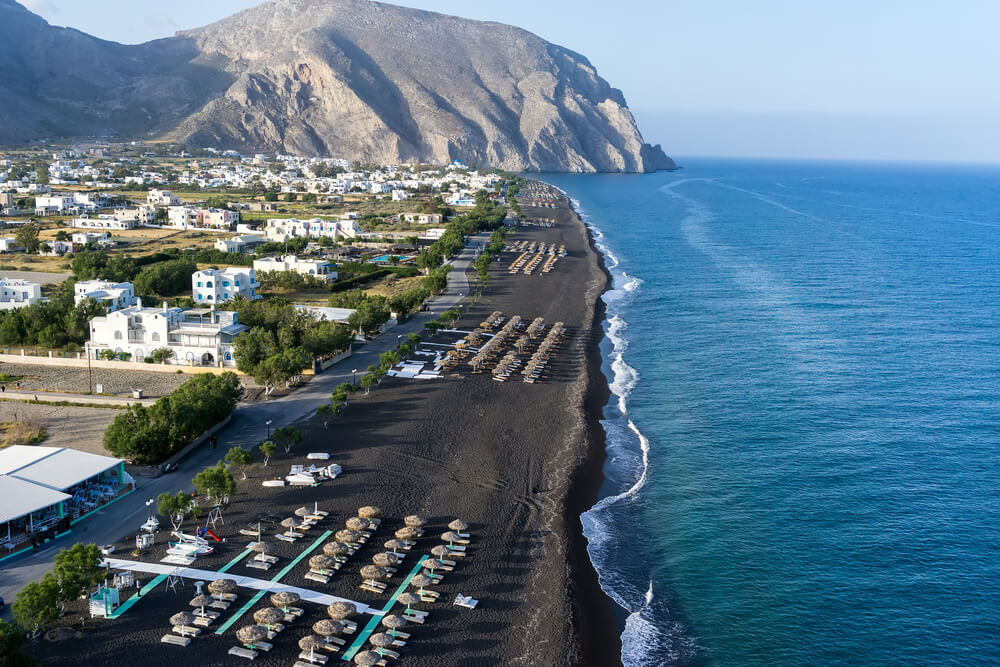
[0, 475, 71, 523]
[0, 445, 122, 491]
[295, 305, 355, 323]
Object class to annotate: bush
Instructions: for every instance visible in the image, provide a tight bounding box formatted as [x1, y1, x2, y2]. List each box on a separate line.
[133, 257, 198, 297]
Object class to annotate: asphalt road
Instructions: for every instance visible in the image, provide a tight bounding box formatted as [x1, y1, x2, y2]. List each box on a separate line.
[0, 237, 484, 619]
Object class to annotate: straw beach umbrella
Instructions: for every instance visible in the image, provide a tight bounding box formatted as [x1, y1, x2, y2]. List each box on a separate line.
[384, 539, 407, 552]
[336, 529, 362, 544]
[170, 611, 195, 628]
[358, 506, 381, 519]
[360, 564, 388, 582]
[354, 651, 382, 666]
[271, 590, 300, 612]
[294, 507, 310, 518]
[441, 531, 463, 547]
[208, 578, 237, 597]
[404, 514, 427, 528]
[369, 632, 398, 656]
[395, 527, 418, 541]
[396, 591, 420, 616]
[313, 619, 344, 640]
[345, 517, 370, 531]
[251, 541, 273, 561]
[324, 541, 351, 557]
[281, 517, 299, 530]
[253, 606, 284, 629]
[430, 544, 453, 563]
[448, 519, 469, 533]
[380, 614, 407, 638]
[327, 601, 357, 620]
[299, 635, 323, 662]
[422, 559, 443, 575]
[237, 624, 268, 648]
[310, 554, 337, 572]
[410, 574, 434, 596]
[189, 595, 212, 616]
[372, 552, 398, 568]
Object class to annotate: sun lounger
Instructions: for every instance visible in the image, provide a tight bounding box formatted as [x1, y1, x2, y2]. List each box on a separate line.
[262, 480, 285, 487]
[194, 609, 220, 619]
[276, 533, 298, 543]
[161, 553, 196, 565]
[285, 607, 305, 618]
[172, 625, 201, 637]
[246, 560, 272, 571]
[254, 642, 273, 652]
[322, 637, 346, 647]
[240, 528, 263, 536]
[402, 613, 425, 624]
[342, 620, 358, 633]
[161, 634, 191, 647]
[454, 594, 479, 609]
[307, 452, 331, 460]
[306, 514, 325, 522]
[192, 616, 213, 628]
[298, 651, 329, 664]
[229, 646, 257, 660]
[209, 600, 231, 610]
[305, 571, 330, 584]
[361, 583, 385, 594]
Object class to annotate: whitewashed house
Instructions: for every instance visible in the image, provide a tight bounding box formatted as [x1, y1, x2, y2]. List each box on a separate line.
[0, 278, 41, 310]
[215, 234, 265, 254]
[39, 240, 74, 256]
[147, 189, 179, 206]
[74, 280, 136, 312]
[88, 301, 247, 366]
[0, 238, 18, 253]
[264, 217, 359, 242]
[72, 215, 135, 230]
[403, 213, 443, 225]
[71, 231, 110, 246]
[192, 267, 258, 303]
[253, 255, 336, 281]
[34, 194, 75, 216]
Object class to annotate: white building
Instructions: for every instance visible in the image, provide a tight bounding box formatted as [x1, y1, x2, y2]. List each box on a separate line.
[253, 255, 336, 281]
[166, 206, 237, 231]
[114, 206, 156, 226]
[74, 280, 136, 312]
[0, 278, 41, 310]
[72, 215, 135, 231]
[88, 301, 247, 367]
[264, 217, 359, 242]
[403, 213, 443, 225]
[294, 305, 355, 325]
[391, 190, 411, 201]
[71, 231, 110, 246]
[34, 194, 75, 216]
[215, 234, 265, 254]
[192, 267, 259, 304]
[147, 189, 179, 206]
[39, 240, 74, 256]
[0, 238, 18, 253]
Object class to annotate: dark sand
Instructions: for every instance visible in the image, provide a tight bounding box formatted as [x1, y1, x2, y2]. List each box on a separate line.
[31, 186, 621, 666]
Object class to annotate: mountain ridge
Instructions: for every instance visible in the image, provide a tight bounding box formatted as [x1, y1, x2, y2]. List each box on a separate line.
[0, 0, 674, 172]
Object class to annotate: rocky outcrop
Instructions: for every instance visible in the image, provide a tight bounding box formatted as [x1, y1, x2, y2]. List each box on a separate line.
[0, 0, 674, 172]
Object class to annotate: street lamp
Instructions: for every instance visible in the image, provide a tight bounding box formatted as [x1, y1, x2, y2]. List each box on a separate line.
[396, 335, 402, 349]
[265, 419, 272, 441]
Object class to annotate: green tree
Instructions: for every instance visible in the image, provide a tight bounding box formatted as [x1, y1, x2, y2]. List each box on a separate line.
[193, 462, 236, 501]
[0, 618, 39, 666]
[53, 230, 68, 242]
[225, 446, 253, 480]
[14, 225, 39, 254]
[264, 189, 279, 202]
[260, 440, 277, 467]
[157, 491, 195, 531]
[346, 296, 390, 337]
[360, 373, 375, 395]
[151, 347, 173, 363]
[133, 258, 197, 297]
[11, 576, 60, 635]
[52, 543, 103, 608]
[273, 425, 301, 454]
[102, 403, 171, 463]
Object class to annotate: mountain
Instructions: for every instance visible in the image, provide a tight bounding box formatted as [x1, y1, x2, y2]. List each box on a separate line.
[0, 0, 674, 172]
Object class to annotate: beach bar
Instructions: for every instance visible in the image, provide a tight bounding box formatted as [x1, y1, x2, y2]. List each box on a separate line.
[0, 446, 132, 557]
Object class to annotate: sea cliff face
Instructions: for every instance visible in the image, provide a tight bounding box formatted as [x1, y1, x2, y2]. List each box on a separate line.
[0, 0, 673, 173]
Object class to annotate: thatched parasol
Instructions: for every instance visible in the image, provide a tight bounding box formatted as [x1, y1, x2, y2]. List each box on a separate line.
[313, 619, 343, 639]
[310, 554, 336, 571]
[395, 527, 418, 541]
[431, 545, 453, 560]
[294, 507, 310, 518]
[360, 564, 388, 581]
[280, 517, 299, 529]
[448, 519, 469, 532]
[423, 559, 442, 573]
[208, 578, 237, 595]
[327, 601, 357, 620]
[254, 606, 284, 627]
[369, 632, 396, 648]
[383, 539, 407, 552]
[336, 529, 362, 544]
[354, 651, 382, 666]
[372, 552, 398, 568]
[299, 635, 323, 659]
[410, 574, 434, 593]
[357, 506, 381, 519]
[380, 614, 407, 637]
[404, 514, 427, 527]
[251, 541, 273, 555]
[441, 531, 464, 545]
[170, 611, 195, 627]
[345, 516, 370, 531]
[396, 591, 420, 615]
[236, 624, 268, 647]
[324, 541, 351, 557]
[189, 595, 212, 614]
[271, 590, 301, 610]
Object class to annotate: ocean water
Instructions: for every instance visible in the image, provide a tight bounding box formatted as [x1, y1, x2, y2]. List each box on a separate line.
[542, 161, 1000, 666]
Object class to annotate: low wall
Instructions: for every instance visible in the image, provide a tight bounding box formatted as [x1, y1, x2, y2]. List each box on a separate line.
[158, 413, 235, 474]
[0, 352, 243, 376]
[309, 346, 353, 374]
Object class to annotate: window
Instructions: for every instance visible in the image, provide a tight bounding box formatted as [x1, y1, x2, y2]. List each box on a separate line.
[206, 281, 213, 288]
[222, 281, 230, 287]
[196, 282, 203, 287]
[151, 332, 160, 342]
[114, 331, 122, 340]
[235, 281, 241, 287]
[207, 295, 214, 301]
[197, 294, 203, 300]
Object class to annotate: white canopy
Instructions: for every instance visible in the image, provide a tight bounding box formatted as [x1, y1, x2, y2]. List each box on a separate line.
[0, 475, 71, 524]
[0, 445, 122, 491]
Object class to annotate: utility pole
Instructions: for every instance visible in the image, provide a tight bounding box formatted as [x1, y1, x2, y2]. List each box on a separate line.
[86, 342, 93, 394]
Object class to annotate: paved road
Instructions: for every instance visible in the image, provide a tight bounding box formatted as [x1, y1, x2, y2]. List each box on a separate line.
[0, 238, 483, 619]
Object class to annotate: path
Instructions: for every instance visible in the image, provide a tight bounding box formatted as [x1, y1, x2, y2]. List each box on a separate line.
[0, 237, 484, 620]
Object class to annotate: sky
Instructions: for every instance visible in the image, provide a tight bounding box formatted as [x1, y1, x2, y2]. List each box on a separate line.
[17, 0, 1000, 163]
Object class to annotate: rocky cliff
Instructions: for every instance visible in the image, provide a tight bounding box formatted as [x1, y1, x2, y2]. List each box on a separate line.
[0, 0, 674, 172]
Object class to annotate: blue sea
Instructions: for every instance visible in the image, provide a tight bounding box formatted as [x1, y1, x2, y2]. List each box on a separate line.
[543, 161, 1000, 666]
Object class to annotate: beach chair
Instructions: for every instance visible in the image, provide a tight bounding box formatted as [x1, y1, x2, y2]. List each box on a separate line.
[305, 571, 330, 584]
[172, 625, 201, 637]
[276, 533, 298, 543]
[454, 594, 479, 609]
[361, 581, 386, 594]
[161, 635, 191, 647]
[298, 651, 329, 664]
[228, 646, 257, 660]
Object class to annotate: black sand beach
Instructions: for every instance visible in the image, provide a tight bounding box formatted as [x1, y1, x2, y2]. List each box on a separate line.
[30, 184, 621, 667]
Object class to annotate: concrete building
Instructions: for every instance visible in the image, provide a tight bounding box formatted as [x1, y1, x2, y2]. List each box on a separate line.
[0, 277, 41, 309]
[0, 238, 18, 252]
[215, 234, 265, 254]
[147, 189, 179, 206]
[253, 255, 336, 281]
[34, 194, 75, 216]
[192, 267, 259, 303]
[294, 305, 356, 325]
[264, 217, 359, 242]
[72, 215, 135, 230]
[403, 213, 443, 225]
[74, 280, 137, 312]
[71, 231, 110, 246]
[88, 301, 247, 366]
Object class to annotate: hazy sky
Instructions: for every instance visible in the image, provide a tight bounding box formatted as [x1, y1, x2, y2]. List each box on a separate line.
[18, 0, 1000, 162]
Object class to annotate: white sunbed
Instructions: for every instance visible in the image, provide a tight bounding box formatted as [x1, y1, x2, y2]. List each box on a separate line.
[228, 646, 257, 660]
[307, 452, 331, 460]
[161, 634, 191, 647]
[454, 594, 479, 609]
